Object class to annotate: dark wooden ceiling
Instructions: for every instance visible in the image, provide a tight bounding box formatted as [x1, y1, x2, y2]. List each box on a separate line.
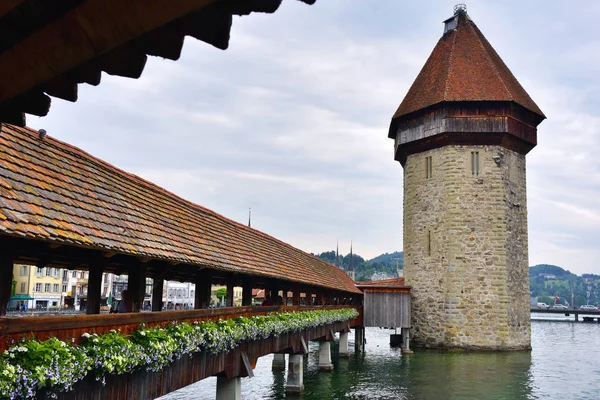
[0, 0, 316, 126]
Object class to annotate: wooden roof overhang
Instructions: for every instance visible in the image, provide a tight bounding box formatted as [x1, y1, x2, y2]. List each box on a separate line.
[0, 0, 316, 126]
[355, 278, 411, 293]
[0, 124, 361, 295]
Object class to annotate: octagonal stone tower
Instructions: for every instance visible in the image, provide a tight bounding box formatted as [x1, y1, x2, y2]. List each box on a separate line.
[388, 6, 545, 349]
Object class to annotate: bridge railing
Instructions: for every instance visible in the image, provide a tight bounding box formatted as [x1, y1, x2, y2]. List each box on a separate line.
[0, 304, 362, 352]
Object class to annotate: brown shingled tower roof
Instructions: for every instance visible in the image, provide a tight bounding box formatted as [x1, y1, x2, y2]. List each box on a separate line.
[0, 124, 360, 294]
[391, 9, 545, 124]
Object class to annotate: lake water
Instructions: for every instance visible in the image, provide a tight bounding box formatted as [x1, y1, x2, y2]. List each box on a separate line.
[159, 315, 600, 399]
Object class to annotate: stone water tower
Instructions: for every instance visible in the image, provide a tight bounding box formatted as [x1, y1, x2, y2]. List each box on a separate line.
[388, 5, 545, 349]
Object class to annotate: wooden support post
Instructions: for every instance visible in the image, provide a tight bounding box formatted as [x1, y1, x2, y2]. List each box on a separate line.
[355, 327, 365, 352]
[152, 277, 164, 312]
[86, 262, 104, 314]
[401, 328, 413, 354]
[195, 272, 212, 309]
[226, 279, 234, 307]
[316, 290, 323, 306]
[127, 262, 147, 312]
[0, 252, 13, 316]
[305, 290, 312, 306]
[292, 285, 300, 306]
[242, 279, 252, 307]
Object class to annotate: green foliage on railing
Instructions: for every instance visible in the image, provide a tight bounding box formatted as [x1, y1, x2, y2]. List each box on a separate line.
[0, 308, 358, 399]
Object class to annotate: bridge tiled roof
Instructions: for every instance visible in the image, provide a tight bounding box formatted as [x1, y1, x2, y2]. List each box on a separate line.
[391, 12, 545, 122]
[0, 124, 360, 294]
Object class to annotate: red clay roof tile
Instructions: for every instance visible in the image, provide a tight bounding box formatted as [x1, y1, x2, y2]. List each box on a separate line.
[0, 124, 360, 294]
[392, 12, 544, 120]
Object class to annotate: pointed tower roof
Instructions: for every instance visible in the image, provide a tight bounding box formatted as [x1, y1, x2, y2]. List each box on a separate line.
[390, 6, 544, 134]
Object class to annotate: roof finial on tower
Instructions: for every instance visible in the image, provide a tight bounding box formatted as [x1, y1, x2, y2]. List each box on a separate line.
[454, 3, 467, 16]
[248, 207, 251, 228]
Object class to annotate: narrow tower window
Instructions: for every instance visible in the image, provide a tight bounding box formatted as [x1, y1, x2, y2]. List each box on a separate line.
[427, 230, 431, 256]
[471, 151, 479, 175]
[425, 156, 433, 179]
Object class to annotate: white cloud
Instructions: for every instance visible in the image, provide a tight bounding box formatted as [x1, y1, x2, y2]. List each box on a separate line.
[26, 1, 600, 274]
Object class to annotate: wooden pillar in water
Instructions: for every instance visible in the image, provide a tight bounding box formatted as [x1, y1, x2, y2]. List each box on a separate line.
[195, 272, 212, 309]
[318, 341, 334, 371]
[272, 353, 286, 369]
[355, 327, 365, 352]
[216, 376, 241, 400]
[286, 354, 304, 393]
[339, 332, 350, 358]
[0, 251, 13, 316]
[86, 261, 104, 314]
[152, 277, 164, 312]
[127, 262, 147, 312]
[242, 279, 252, 306]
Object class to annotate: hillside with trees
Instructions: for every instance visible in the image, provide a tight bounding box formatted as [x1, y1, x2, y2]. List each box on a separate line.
[529, 264, 599, 307]
[313, 250, 402, 282]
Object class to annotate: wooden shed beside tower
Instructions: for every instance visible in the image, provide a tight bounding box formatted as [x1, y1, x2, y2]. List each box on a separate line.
[388, 5, 545, 349]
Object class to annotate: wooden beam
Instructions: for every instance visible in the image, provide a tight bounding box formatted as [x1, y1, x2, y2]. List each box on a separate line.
[86, 261, 104, 314]
[127, 262, 147, 312]
[226, 279, 234, 307]
[194, 272, 212, 309]
[182, 4, 232, 50]
[100, 46, 148, 79]
[0, 109, 24, 126]
[0, 252, 13, 316]
[0, 0, 218, 104]
[43, 76, 78, 102]
[241, 279, 252, 307]
[151, 277, 164, 312]
[137, 25, 186, 61]
[69, 63, 102, 86]
[0, 0, 25, 19]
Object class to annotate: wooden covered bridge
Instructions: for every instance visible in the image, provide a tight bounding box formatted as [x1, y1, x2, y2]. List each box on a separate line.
[0, 0, 369, 398]
[0, 123, 362, 398]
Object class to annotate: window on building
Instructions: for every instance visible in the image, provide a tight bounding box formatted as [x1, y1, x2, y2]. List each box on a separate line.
[20, 265, 28, 276]
[36, 267, 43, 277]
[35, 283, 42, 292]
[54, 268, 59, 277]
[44, 283, 51, 292]
[72, 271, 77, 278]
[53, 284, 59, 292]
[20, 282, 26, 293]
[62, 285, 67, 293]
[471, 151, 480, 175]
[45, 268, 51, 276]
[425, 156, 433, 179]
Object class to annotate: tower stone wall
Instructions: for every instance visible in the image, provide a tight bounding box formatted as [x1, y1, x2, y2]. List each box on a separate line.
[403, 145, 531, 349]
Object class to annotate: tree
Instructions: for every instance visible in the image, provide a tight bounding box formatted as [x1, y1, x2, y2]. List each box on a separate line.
[215, 288, 227, 301]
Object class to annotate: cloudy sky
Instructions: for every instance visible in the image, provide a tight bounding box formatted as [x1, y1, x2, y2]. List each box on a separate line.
[27, 1, 600, 275]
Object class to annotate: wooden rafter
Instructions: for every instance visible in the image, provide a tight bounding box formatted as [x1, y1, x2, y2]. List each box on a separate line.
[0, 0, 218, 104]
